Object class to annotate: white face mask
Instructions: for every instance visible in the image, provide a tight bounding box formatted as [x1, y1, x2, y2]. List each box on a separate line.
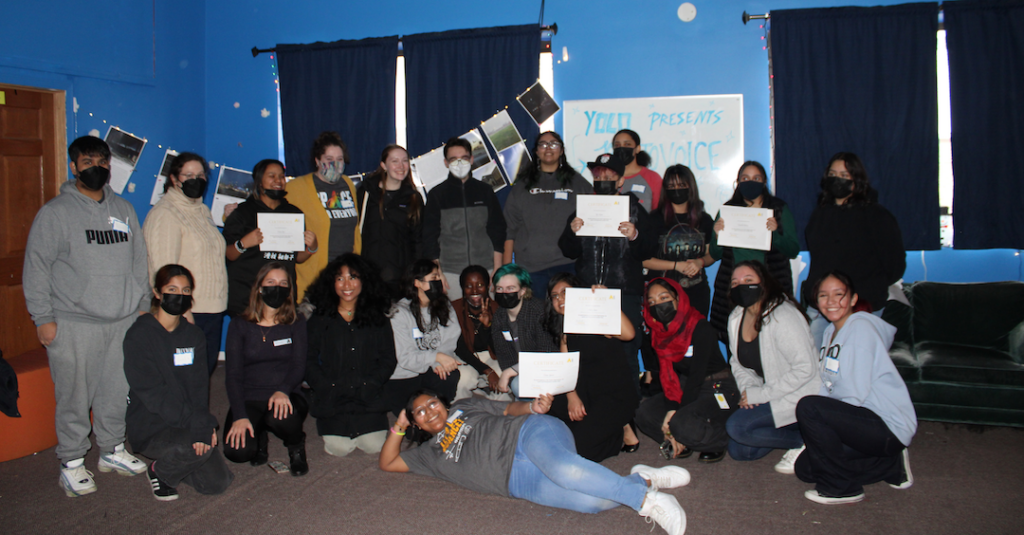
[449, 160, 471, 179]
[319, 161, 344, 184]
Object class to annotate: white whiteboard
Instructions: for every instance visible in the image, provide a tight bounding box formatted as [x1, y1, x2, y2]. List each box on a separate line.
[563, 95, 744, 218]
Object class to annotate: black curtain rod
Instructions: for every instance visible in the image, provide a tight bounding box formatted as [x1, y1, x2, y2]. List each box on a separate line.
[252, 23, 558, 57]
[742, 6, 945, 25]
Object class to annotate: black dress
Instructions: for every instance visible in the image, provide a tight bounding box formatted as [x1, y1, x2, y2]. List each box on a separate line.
[549, 334, 640, 462]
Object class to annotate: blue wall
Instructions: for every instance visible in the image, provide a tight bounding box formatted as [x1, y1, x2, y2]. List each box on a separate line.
[0, 0, 207, 223]
[3, 0, 1020, 283]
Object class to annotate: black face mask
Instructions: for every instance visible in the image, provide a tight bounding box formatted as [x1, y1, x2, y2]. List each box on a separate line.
[264, 189, 287, 201]
[261, 285, 290, 309]
[730, 284, 762, 309]
[738, 181, 765, 201]
[424, 280, 444, 302]
[666, 188, 690, 205]
[613, 147, 635, 166]
[593, 180, 618, 195]
[650, 301, 677, 329]
[180, 178, 207, 199]
[824, 176, 854, 199]
[160, 293, 192, 316]
[494, 291, 521, 309]
[77, 165, 110, 191]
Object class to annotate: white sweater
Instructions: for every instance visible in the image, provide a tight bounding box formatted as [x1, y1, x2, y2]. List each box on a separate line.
[143, 186, 227, 313]
[728, 300, 821, 427]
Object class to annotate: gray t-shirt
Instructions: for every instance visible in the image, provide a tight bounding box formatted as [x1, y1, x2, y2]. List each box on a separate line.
[400, 398, 529, 497]
[312, 176, 359, 260]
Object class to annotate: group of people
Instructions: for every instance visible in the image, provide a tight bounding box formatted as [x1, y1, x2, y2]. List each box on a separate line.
[24, 128, 915, 534]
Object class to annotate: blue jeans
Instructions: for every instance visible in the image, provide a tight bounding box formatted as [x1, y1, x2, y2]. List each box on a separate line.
[726, 403, 804, 461]
[508, 415, 647, 514]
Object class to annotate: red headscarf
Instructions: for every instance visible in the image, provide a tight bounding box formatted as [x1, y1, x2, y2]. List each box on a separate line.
[643, 277, 704, 403]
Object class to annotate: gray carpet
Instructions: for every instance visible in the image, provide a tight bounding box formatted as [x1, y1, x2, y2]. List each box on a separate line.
[2, 366, 1022, 535]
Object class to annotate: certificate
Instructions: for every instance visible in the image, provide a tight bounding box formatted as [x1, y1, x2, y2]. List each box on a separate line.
[257, 213, 305, 252]
[717, 205, 772, 251]
[576, 195, 630, 237]
[518, 352, 580, 398]
[563, 287, 622, 335]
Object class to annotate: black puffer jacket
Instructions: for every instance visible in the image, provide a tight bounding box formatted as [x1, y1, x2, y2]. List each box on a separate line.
[558, 193, 658, 296]
[305, 314, 397, 437]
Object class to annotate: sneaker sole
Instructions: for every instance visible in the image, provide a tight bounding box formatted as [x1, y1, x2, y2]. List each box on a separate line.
[774, 463, 796, 475]
[60, 481, 97, 497]
[804, 489, 864, 505]
[153, 492, 179, 502]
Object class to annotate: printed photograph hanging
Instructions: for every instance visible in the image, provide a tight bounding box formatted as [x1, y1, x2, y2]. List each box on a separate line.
[517, 81, 560, 126]
[150, 149, 180, 205]
[104, 126, 147, 194]
[482, 110, 524, 153]
[212, 165, 254, 227]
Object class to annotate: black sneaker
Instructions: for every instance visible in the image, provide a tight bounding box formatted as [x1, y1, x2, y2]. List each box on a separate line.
[148, 462, 179, 501]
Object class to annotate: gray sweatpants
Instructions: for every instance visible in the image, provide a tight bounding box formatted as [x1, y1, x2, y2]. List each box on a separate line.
[46, 315, 136, 462]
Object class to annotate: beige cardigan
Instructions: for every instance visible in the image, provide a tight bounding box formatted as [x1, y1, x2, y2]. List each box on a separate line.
[143, 186, 228, 313]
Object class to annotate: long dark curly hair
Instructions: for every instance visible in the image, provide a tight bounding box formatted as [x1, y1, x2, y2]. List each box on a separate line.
[542, 272, 582, 346]
[401, 259, 451, 333]
[305, 253, 391, 327]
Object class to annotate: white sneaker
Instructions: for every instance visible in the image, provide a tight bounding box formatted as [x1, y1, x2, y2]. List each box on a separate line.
[98, 443, 147, 476]
[631, 464, 691, 491]
[804, 489, 864, 505]
[60, 459, 97, 497]
[889, 449, 914, 490]
[639, 490, 687, 535]
[774, 445, 806, 475]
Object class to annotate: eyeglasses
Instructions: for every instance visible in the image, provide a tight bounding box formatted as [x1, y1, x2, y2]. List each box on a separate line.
[411, 398, 443, 420]
[550, 291, 566, 301]
[180, 173, 207, 181]
[538, 141, 562, 150]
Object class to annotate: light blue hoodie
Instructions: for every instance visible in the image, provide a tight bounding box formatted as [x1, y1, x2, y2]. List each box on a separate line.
[819, 312, 918, 446]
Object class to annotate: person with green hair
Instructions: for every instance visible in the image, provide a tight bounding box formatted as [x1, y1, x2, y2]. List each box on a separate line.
[489, 264, 558, 398]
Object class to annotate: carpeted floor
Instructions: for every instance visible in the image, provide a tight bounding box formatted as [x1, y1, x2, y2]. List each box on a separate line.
[2, 366, 1022, 535]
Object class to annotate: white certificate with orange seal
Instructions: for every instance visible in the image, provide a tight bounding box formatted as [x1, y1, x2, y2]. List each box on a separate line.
[717, 205, 771, 251]
[563, 287, 622, 335]
[576, 195, 630, 237]
[518, 352, 580, 398]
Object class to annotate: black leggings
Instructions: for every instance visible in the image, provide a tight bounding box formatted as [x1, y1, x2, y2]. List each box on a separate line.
[222, 392, 308, 463]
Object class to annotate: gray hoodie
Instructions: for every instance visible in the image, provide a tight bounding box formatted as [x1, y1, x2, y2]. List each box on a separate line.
[23, 180, 150, 325]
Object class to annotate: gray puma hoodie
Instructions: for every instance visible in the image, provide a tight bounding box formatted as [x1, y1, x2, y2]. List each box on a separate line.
[23, 180, 150, 325]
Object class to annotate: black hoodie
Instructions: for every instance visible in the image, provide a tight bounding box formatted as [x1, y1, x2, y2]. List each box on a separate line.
[356, 175, 424, 285]
[124, 314, 216, 451]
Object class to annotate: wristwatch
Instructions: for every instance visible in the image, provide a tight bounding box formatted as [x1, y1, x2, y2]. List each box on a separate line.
[234, 240, 248, 253]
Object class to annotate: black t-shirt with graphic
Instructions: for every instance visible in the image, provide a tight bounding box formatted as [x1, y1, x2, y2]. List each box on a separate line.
[313, 177, 359, 260]
[652, 211, 715, 288]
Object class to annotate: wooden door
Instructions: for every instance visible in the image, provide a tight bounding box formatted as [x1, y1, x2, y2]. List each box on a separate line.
[0, 84, 65, 358]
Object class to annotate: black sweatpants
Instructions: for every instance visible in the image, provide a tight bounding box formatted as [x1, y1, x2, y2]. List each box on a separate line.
[222, 392, 309, 463]
[794, 395, 905, 497]
[635, 376, 739, 452]
[142, 428, 233, 494]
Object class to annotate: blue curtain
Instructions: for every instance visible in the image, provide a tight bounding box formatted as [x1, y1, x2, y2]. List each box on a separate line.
[403, 24, 541, 157]
[772, 3, 940, 250]
[277, 36, 399, 176]
[945, 0, 1024, 249]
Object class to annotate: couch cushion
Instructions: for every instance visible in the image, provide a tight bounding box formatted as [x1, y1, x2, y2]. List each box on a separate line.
[911, 281, 1024, 355]
[916, 342, 1024, 387]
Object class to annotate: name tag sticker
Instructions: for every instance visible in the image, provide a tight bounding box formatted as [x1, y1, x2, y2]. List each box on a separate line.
[714, 393, 730, 410]
[412, 328, 424, 339]
[631, 184, 646, 193]
[110, 217, 130, 234]
[685, 346, 694, 357]
[554, 191, 568, 200]
[825, 356, 840, 374]
[174, 349, 194, 367]
[502, 331, 513, 342]
[274, 338, 292, 347]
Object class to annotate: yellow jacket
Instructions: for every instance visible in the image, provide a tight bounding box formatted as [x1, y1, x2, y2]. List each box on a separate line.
[285, 172, 361, 301]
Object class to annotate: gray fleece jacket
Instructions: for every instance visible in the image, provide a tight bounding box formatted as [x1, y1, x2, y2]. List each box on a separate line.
[389, 298, 461, 380]
[728, 300, 821, 428]
[23, 180, 150, 325]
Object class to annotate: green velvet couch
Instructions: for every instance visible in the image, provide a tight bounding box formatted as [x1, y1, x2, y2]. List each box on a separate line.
[882, 281, 1024, 427]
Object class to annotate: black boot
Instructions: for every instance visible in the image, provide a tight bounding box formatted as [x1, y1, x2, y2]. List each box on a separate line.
[250, 430, 269, 466]
[287, 436, 308, 477]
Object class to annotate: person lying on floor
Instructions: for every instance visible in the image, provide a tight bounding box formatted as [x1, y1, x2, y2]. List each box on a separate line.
[379, 390, 689, 535]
